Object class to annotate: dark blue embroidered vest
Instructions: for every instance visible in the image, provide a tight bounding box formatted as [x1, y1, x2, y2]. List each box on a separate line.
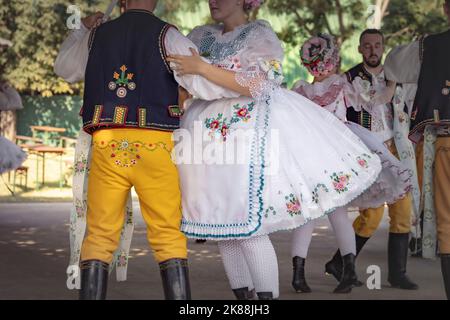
[410, 30, 450, 137]
[345, 63, 374, 130]
[81, 9, 180, 134]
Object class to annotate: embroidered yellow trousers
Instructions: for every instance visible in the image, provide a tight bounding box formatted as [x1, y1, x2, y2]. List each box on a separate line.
[80, 128, 187, 264]
[353, 143, 412, 237]
[416, 137, 450, 254]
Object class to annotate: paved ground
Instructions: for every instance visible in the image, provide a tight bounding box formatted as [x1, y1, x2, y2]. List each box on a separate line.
[0, 202, 445, 300]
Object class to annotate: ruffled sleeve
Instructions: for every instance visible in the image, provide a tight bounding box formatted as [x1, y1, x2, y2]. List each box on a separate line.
[344, 74, 394, 117]
[234, 20, 285, 101]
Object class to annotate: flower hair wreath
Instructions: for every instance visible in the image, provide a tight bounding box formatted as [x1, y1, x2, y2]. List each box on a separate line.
[300, 33, 340, 77]
[244, 0, 264, 11]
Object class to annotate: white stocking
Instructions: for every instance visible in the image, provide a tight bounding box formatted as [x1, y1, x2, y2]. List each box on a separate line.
[291, 220, 315, 258]
[217, 240, 254, 291]
[239, 235, 279, 298]
[328, 207, 356, 256]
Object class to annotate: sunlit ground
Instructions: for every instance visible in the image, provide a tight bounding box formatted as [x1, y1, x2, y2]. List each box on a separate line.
[0, 202, 444, 300]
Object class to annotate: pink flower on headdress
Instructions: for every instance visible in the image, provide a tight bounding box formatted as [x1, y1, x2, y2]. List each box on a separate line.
[300, 33, 340, 77]
[244, 0, 264, 10]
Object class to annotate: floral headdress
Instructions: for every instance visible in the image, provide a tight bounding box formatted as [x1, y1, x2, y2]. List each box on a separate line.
[300, 33, 340, 77]
[244, 0, 264, 11]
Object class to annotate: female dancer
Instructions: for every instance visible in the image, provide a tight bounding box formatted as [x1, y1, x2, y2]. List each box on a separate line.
[168, 1, 387, 299]
[289, 34, 412, 293]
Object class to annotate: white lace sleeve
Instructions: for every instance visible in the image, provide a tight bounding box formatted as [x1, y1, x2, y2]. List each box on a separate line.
[234, 21, 284, 101]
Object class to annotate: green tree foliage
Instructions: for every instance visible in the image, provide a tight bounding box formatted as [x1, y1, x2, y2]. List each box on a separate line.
[265, 0, 367, 46]
[1, 1, 448, 96]
[382, 0, 449, 46]
[0, 0, 200, 97]
[0, 0, 113, 97]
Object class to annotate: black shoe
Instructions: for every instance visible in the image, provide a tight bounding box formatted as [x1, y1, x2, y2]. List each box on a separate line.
[387, 233, 419, 290]
[441, 254, 450, 300]
[325, 250, 343, 282]
[232, 287, 256, 300]
[257, 292, 274, 300]
[333, 253, 358, 294]
[79, 260, 109, 300]
[325, 234, 368, 286]
[248, 288, 257, 300]
[292, 256, 311, 293]
[159, 258, 191, 300]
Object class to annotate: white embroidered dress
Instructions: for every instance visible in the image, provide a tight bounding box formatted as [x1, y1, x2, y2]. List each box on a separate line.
[293, 74, 412, 209]
[177, 21, 384, 240]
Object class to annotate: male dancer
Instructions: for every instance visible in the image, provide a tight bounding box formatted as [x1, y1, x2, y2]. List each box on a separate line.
[325, 29, 418, 290]
[384, 0, 450, 299]
[55, 0, 234, 300]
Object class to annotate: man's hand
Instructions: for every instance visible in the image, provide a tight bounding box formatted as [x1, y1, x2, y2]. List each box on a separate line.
[81, 12, 105, 30]
[178, 86, 192, 109]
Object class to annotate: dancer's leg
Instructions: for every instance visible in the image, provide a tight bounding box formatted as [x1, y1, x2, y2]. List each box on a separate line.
[291, 220, 315, 258]
[328, 207, 358, 293]
[328, 207, 356, 256]
[290, 220, 315, 293]
[239, 235, 279, 299]
[218, 240, 255, 299]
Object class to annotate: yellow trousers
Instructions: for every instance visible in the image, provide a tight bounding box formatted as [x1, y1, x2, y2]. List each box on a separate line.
[80, 128, 187, 264]
[353, 142, 412, 237]
[416, 137, 450, 254]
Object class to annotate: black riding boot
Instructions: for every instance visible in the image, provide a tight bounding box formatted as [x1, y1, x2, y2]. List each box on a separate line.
[325, 234, 369, 286]
[257, 292, 274, 300]
[333, 253, 358, 293]
[387, 233, 419, 290]
[441, 254, 450, 300]
[79, 260, 109, 300]
[292, 256, 311, 293]
[159, 258, 191, 300]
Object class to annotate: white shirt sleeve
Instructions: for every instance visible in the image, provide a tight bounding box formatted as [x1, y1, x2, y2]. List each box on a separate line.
[164, 27, 240, 100]
[54, 24, 90, 83]
[384, 40, 421, 84]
